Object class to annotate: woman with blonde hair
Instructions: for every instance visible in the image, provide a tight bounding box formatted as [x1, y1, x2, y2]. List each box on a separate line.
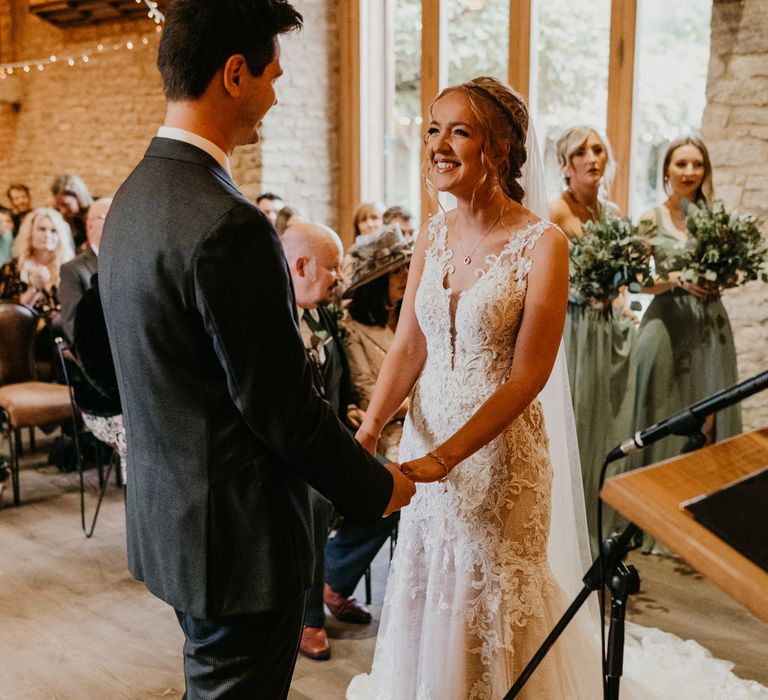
[547, 126, 636, 553]
[5, 207, 75, 311]
[549, 124, 616, 238]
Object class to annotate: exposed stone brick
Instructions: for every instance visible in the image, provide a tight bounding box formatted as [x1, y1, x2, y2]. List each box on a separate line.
[0, 0, 337, 229]
[703, 0, 768, 431]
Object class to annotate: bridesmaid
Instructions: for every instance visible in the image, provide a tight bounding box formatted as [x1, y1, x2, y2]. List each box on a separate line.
[549, 125, 635, 554]
[632, 136, 741, 483]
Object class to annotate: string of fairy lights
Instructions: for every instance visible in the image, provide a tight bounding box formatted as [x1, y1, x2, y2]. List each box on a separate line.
[0, 0, 165, 79]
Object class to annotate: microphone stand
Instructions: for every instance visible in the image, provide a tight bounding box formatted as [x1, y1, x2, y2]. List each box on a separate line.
[504, 421, 705, 700]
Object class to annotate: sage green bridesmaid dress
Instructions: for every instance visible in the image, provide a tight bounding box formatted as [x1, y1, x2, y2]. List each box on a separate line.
[630, 207, 742, 550]
[565, 285, 636, 556]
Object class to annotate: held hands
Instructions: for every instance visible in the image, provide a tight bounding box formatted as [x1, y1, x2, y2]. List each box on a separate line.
[28, 265, 50, 290]
[673, 273, 719, 299]
[399, 451, 450, 484]
[355, 427, 415, 516]
[383, 462, 416, 516]
[681, 280, 719, 299]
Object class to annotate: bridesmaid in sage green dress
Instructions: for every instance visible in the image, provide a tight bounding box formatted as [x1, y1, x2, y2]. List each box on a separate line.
[549, 125, 636, 554]
[633, 137, 741, 552]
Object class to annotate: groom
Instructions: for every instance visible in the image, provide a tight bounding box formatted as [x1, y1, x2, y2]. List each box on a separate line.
[99, 1, 415, 698]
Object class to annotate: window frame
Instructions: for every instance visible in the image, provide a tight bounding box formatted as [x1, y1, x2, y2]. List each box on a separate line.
[341, 0, 640, 240]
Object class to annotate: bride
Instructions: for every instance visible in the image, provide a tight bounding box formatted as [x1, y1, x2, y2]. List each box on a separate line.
[348, 76, 768, 700]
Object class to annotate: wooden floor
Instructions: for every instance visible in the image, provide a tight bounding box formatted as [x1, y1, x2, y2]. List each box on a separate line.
[1, 433, 766, 699]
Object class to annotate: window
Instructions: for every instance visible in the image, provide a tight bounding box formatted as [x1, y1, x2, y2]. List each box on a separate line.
[630, 0, 712, 217]
[348, 0, 712, 230]
[391, 0, 424, 221]
[445, 0, 509, 85]
[531, 0, 611, 200]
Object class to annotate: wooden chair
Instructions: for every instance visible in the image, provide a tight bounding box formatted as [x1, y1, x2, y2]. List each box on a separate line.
[0, 301, 72, 506]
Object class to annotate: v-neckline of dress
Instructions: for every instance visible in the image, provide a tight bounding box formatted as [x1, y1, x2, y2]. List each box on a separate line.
[433, 212, 545, 367]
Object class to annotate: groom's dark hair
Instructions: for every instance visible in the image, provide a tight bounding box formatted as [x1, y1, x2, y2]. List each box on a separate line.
[158, 0, 303, 101]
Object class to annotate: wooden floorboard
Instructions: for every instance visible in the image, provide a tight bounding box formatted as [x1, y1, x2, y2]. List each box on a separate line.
[0, 433, 765, 699]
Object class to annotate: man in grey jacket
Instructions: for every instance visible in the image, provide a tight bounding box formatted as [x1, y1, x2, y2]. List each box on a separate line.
[99, 2, 414, 697]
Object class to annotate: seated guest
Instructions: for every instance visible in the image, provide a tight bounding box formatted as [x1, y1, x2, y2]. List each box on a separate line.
[342, 224, 412, 460]
[282, 222, 398, 661]
[71, 273, 126, 481]
[2, 207, 75, 370]
[0, 208, 13, 265]
[382, 205, 415, 240]
[7, 183, 32, 236]
[352, 201, 385, 241]
[343, 202, 386, 282]
[3, 207, 75, 314]
[59, 197, 112, 342]
[275, 204, 306, 236]
[256, 191, 283, 224]
[51, 174, 93, 249]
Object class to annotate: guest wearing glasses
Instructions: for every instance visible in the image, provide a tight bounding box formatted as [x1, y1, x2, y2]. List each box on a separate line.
[59, 197, 112, 342]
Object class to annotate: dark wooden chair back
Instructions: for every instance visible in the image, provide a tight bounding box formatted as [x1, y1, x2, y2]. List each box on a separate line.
[0, 301, 37, 385]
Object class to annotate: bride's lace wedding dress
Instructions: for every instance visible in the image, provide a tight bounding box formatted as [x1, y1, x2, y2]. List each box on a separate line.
[348, 212, 768, 700]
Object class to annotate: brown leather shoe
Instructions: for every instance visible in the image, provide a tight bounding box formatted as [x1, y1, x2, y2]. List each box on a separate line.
[299, 626, 331, 660]
[323, 583, 372, 624]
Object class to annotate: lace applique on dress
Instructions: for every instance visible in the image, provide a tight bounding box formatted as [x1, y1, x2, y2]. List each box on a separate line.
[348, 211, 768, 700]
[349, 211, 589, 700]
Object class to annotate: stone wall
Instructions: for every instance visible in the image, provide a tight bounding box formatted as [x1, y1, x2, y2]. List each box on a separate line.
[0, 0, 338, 228]
[702, 0, 768, 431]
[237, 0, 339, 227]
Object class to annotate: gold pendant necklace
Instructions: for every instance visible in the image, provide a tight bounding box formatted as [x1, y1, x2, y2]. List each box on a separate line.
[457, 211, 502, 265]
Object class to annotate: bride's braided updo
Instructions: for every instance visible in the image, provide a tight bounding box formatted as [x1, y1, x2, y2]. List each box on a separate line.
[425, 76, 529, 204]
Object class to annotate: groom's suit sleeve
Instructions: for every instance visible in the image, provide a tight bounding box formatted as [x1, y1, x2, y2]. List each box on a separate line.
[193, 203, 393, 525]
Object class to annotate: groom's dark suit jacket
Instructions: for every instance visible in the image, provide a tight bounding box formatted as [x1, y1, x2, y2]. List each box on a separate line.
[99, 138, 393, 618]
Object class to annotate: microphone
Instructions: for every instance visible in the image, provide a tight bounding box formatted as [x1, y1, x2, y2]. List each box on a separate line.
[606, 369, 768, 463]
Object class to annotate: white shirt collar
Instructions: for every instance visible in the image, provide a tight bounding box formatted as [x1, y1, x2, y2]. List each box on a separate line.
[157, 126, 232, 176]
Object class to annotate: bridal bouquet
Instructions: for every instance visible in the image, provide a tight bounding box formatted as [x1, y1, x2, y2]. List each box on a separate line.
[665, 200, 768, 288]
[569, 211, 653, 309]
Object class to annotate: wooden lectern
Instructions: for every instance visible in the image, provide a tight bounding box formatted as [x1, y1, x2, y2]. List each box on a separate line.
[601, 428, 768, 624]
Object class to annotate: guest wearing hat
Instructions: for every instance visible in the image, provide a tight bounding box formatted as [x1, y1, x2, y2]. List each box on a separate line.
[342, 223, 412, 460]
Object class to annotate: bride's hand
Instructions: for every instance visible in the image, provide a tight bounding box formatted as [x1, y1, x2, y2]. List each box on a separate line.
[399, 454, 448, 483]
[355, 427, 379, 456]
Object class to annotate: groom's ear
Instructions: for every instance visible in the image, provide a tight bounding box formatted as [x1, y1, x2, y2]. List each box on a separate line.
[294, 256, 308, 277]
[222, 55, 247, 97]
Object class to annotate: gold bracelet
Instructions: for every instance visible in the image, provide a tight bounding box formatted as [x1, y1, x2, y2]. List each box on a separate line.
[428, 450, 449, 483]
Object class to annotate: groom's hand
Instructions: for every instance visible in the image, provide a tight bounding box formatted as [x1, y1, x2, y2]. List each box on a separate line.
[383, 462, 416, 516]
